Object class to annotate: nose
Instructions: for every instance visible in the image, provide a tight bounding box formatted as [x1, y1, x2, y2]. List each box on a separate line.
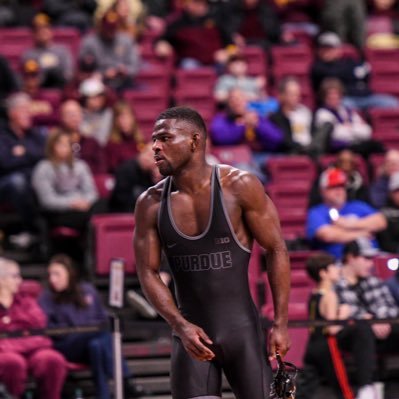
[152, 139, 161, 152]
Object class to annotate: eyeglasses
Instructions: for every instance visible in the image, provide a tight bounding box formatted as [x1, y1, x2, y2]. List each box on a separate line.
[270, 353, 297, 399]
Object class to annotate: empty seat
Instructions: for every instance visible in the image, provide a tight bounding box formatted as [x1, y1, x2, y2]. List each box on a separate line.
[53, 27, 80, 56]
[94, 174, 115, 199]
[373, 255, 397, 280]
[90, 214, 136, 276]
[266, 181, 312, 212]
[278, 208, 307, 242]
[241, 45, 267, 76]
[174, 67, 217, 97]
[266, 155, 316, 183]
[369, 108, 399, 133]
[211, 144, 253, 166]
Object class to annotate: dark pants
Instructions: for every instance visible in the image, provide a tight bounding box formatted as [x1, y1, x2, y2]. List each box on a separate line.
[296, 321, 376, 399]
[54, 331, 130, 399]
[0, 171, 39, 232]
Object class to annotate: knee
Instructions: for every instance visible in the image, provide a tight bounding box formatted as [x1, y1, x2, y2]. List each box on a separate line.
[0, 352, 27, 377]
[31, 349, 67, 376]
[88, 337, 103, 354]
[8, 172, 29, 193]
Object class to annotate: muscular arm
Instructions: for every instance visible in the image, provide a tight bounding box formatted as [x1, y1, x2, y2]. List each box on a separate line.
[234, 172, 291, 358]
[134, 189, 215, 361]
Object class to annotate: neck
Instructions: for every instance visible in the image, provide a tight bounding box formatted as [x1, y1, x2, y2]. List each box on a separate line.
[318, 280, 333, 291]
[0, 289, 13, 308]
[342, 265, 358, 284]
[172, 158, 212, 194]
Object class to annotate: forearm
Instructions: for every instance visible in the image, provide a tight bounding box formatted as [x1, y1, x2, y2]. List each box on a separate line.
[349, 213, 387, 232]
[266, 245, 290, 327]
[316, 225, 369, 243]
[139, 269, 186, 330]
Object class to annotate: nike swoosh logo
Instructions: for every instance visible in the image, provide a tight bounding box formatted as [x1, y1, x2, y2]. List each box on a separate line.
[167, 243, 177, 248]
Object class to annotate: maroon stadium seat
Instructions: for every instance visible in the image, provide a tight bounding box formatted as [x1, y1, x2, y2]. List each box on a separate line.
[90, 214, 136, 276]
[211, 144, 253, 166]
[266, 155, 316, 183]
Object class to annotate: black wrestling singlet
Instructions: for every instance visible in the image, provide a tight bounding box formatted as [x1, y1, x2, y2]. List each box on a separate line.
[158, 165, 272, 399]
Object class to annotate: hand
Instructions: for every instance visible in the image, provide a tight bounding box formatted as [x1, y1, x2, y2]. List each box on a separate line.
[12, 145, 26, 157]
[154, 41, 173, 57]
[175, 320, 215, 362]
[333, 216, 357, 229]
[70, 198, 91, 211]
[104, 68, 117, 79]
[268, 324, 291, 361]
[372, 323, 391, 339]
[244, 111, 259, 128]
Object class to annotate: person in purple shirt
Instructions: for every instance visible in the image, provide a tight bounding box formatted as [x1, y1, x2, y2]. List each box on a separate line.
[39, 254, 146, 398]
[210, 88, 283, 153]
[306, 167, 386, 259]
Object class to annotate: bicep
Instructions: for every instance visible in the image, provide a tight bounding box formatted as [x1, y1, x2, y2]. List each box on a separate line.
[241, 176, 284, 251]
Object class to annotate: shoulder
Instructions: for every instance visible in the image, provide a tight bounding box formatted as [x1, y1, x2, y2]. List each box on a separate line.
[135, 179, 167, 217]
[345, 200, 376, 212]
[217, 164, 268, 206]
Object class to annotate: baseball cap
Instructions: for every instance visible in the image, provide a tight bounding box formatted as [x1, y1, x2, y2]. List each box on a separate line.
[343, 239, 379, 259]
[317, 32, 342, 48]
[79, 78, 106, 97]
[319, 168, 347, 189]
[21, 59, 41, 77]
[389, 171, 399, 192]
[32, 13, 51, 29]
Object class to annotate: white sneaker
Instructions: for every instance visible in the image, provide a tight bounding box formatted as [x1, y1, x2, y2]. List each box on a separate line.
[356, 384, 377, 399]
[126, 290, 158, 319]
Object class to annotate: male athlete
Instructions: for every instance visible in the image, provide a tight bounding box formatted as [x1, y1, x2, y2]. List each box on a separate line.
[134, 107, 291, 399]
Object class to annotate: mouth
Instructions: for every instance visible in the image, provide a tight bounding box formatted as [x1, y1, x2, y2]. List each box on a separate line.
[154, 155, 164, 166]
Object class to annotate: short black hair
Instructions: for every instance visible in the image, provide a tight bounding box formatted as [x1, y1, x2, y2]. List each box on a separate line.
[306, 252, 336, 283]
[156, 106, 207, 138]
[342, 241, 361, 263]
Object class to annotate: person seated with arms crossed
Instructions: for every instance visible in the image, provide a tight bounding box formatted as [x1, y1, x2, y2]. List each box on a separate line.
[306, 167, 387, 259]
[0, 257, 67, 399]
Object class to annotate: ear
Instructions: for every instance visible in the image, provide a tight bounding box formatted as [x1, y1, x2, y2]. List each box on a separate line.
[191, 132, 200, 151]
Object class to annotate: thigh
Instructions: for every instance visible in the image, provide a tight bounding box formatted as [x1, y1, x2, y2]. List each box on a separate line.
[221, 324, 272, 399]
[170, 336, 222, 399]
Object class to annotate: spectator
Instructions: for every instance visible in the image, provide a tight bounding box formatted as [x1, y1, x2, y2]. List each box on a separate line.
[31, 131, 103, 258]
[377, 171, 399, 253]
[109, 143, 161, 213]
[321, 1, 366, 49]
[213, 54, 278, 116]
[337, 240, 399, 358]
[367, 0, 399, 49]
[79, 8, 141, 91]
[226, 0, 287, 50]
[369, 149, 399, 208]
[0, 257, 67, 399]
[43, 0, 96, 31]
[270, 76, 323, 156]
[306, 167, 386, 259]
[58, 99, 107, 174]
[0, 0, 15, 26]
[95, 0, 146, 39]
[19, 58, 60, 127]
[22, 13, 74, 89]
[313, 78, 383, 157]
[38, 254, 146, 398]
[311, 32, 399, 110]
[105, 101, 145, 173]
[0, 93, 45, 248]
[210, 88, 283, 152]
[309, 149, 370, 207]
[296, 252, 378, 399]
[79, 78, 114, 147]
[154, 0, 233, 69]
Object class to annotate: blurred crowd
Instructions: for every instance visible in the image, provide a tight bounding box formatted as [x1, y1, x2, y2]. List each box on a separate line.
[1, 1, 399, 397]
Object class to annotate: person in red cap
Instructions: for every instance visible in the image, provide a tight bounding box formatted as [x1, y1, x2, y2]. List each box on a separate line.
[306, 167, 386, 259]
